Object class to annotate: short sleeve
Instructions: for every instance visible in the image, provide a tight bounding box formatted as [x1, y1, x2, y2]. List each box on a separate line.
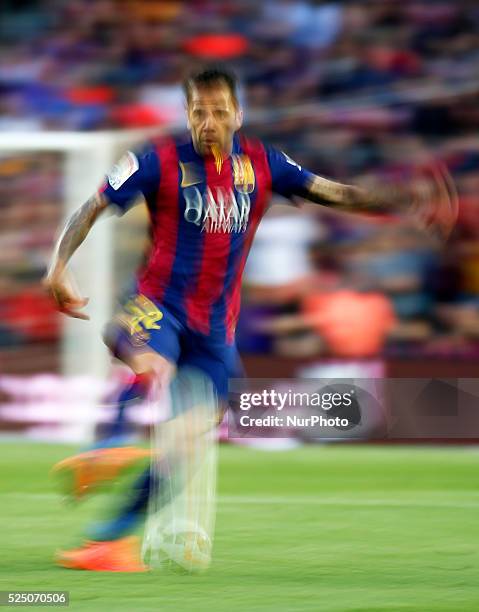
[266, 147, 315, 201]
[100, 144, 160, 214]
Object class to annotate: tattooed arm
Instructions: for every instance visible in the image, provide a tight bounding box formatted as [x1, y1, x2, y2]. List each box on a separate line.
[303, 174, 411, 214]
[270, 147, 456, 239]
[302, 163, 458, 242]
[43, 192, 109, 320]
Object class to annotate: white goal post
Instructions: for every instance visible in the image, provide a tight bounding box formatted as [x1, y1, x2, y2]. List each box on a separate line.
[0, 130, 168, 441]
[0, 129, 165, 380]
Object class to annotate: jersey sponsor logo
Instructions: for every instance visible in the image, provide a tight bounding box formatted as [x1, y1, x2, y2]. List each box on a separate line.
[179, 161, 202, 188]
[108, 151, 139, 190]
[184, 186, 250, 233]
[282, 152, 302, 171]
[232, 154, 255, 194]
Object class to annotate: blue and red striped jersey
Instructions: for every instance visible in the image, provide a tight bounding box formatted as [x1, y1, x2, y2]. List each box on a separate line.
[101, 133, 314, 343]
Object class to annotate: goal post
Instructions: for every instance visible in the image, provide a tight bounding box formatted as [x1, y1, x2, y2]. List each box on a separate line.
[0, 129, 163, 378]
[0, 129, 164, 441]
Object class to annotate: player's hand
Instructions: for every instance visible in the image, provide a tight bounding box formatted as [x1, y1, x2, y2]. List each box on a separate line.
[408, 161, 458, 243]
[42, 271, 90, 320]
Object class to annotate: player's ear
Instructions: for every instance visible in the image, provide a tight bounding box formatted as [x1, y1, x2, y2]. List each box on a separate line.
[235, 108, 243, 130]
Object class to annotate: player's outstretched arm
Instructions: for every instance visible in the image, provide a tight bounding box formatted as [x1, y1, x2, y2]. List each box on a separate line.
[303, 163, 458, 242]
[43, 192, 109, 320]
[305, 174, 404, 212]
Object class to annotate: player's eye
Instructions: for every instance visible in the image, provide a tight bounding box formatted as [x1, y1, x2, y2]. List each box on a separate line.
[214, 110, 228, 120]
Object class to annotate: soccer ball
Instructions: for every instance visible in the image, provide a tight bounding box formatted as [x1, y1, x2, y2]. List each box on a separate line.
[154, 519, 212, 573]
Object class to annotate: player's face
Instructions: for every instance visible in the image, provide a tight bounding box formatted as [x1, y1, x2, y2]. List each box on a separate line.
[187, 84, 243, 157]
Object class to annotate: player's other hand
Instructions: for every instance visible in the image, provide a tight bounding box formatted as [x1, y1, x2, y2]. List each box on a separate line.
[409, 161, 458, 243]
[42, 271, 90, 320]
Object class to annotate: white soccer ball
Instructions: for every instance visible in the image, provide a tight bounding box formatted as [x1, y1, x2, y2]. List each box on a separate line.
[156, 519, 212, 573]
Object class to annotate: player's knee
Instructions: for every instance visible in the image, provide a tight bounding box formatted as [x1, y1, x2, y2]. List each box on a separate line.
[131, 352, 175, 391]
[102, 319, 134, 359]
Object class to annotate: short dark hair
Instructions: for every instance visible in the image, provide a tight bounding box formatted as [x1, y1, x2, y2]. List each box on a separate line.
[183, 68, 239, 107]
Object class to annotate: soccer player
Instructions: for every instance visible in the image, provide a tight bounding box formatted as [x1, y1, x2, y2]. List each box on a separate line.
[43, 68, 456, 571]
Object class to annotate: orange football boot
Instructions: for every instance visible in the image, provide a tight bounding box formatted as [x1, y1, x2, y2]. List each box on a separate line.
[56, 536, 148, 572]
[51, 446, 151, 501]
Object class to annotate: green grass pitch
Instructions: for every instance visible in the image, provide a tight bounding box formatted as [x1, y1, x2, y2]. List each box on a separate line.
[1, 442, 479, 611]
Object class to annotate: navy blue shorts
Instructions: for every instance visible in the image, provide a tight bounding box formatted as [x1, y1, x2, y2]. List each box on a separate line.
[103, 293, 242, 400]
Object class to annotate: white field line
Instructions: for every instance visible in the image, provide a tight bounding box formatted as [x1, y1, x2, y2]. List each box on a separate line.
[218, 495, 479, 509]
[2, 492, 479, 509]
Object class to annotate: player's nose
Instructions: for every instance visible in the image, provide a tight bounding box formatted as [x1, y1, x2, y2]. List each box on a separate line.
[203, 112, 216, 129]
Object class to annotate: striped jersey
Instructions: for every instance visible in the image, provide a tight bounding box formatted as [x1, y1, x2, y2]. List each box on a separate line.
[101, 133, 314, 343]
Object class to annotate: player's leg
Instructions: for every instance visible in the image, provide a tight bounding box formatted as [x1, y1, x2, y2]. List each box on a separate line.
[53, 293, 181, 498]
[51, 372, 172, 504]
[142, 333, 240, 571]
[55, 297, 180, 571]
[55, 352, 174, 571]
[75, 334, 240, 571]
[177, 333, 244, 423]
[101, 372, 150, 441]
[143, 366, 219, 571]
[84, 364, 218, 546]
[52, 370, 154, 502]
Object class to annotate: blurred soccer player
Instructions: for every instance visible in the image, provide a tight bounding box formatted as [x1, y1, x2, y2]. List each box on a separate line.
[43, 68, 456, 571]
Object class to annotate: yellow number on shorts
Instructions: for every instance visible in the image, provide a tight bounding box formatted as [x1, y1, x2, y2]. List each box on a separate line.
[124, 295, 163, 335]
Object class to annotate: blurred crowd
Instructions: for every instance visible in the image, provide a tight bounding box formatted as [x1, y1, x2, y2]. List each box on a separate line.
[0, 154, 61, 374]
[1, 0, 478, 131]
[2, 0, 479, 369]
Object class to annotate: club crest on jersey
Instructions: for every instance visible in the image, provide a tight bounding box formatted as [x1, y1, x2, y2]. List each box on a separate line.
[232, 154, 255, 194]
[184, 186, 250, 233]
